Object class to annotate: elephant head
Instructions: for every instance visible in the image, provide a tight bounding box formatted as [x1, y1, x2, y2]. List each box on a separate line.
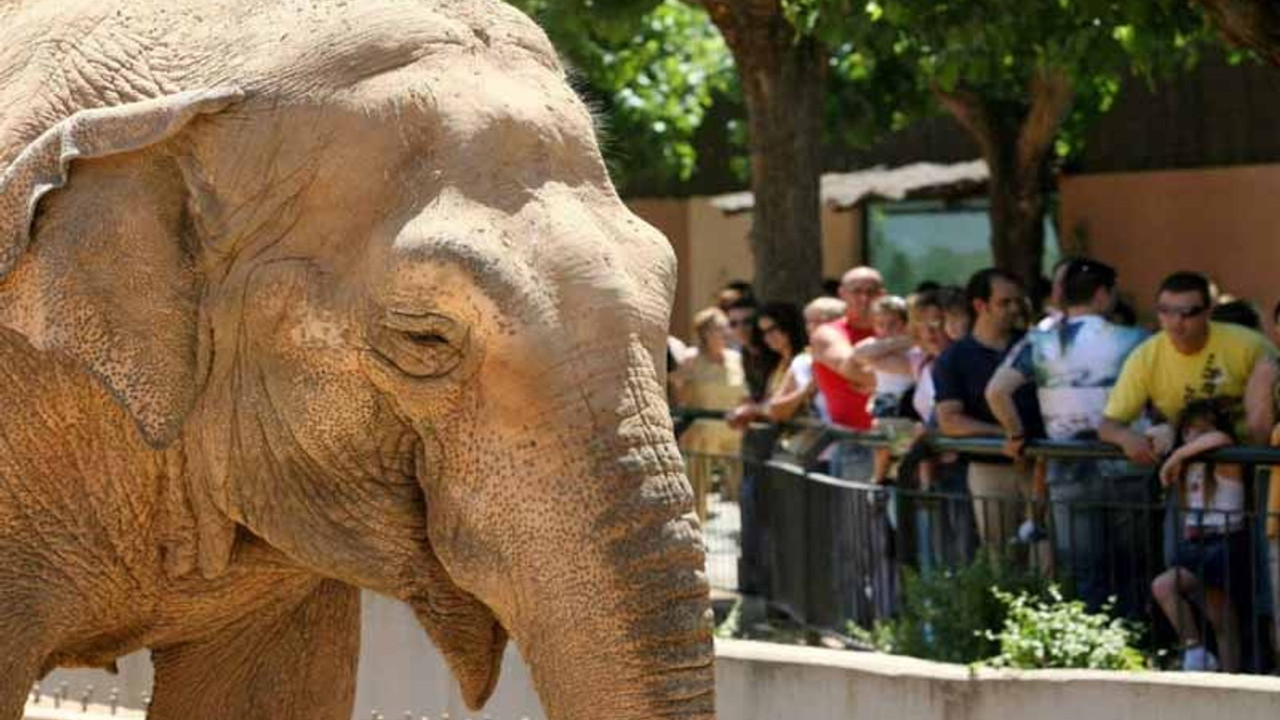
[0, 2, 714, 719]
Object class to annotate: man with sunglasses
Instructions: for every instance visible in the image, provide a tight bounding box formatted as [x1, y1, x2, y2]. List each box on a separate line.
[1100, 271, 1275, 463]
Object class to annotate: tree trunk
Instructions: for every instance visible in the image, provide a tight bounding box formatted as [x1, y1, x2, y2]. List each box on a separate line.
[1194, 0, 1280, 66]
[935, 70, 1074, 289]
[701, 2, 826, 306]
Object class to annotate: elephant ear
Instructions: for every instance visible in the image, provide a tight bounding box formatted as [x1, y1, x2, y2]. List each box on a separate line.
[0, 87, 244, 446]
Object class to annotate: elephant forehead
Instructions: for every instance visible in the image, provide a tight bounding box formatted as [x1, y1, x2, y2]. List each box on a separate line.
[343, 55, 598, 186]
[228, 0, 562, 93]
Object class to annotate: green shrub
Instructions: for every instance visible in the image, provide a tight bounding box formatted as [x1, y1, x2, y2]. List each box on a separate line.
[985, 586, 1146, 670]
[715, 599, 742, 639]
[849, 559, 1051, 664]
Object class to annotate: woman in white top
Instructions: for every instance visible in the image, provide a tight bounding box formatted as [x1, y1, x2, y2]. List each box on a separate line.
[1152, 398, 1248, 673]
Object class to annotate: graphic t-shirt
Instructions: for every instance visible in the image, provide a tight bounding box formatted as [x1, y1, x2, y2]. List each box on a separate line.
[1104, 322, 1275, 428]
[1007, 315, 1148, 441]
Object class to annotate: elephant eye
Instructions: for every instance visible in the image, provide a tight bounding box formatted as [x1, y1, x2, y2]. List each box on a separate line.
[371, 312, 468, 379]
[405, 331, 448, 347]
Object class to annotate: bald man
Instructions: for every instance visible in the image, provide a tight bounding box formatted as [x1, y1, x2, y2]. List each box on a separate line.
[811, 266, 881, 479]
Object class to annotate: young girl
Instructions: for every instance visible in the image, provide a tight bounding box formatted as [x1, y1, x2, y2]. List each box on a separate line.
[852, 295, 915, 483]
[1151, 398, 1248, 673]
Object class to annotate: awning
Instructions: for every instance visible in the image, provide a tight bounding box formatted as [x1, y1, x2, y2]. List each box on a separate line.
[709, 159, 989, 214]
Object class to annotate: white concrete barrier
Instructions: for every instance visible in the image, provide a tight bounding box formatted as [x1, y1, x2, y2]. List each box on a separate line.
[36, 599, 1280, 720]
[715, 639, 1280, 720]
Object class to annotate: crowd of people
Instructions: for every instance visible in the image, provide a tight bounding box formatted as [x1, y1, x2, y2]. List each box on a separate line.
[668, 261, 1280, 674]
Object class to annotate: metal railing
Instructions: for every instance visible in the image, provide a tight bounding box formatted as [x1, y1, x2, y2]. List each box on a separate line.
[675, 408, 1280, 673]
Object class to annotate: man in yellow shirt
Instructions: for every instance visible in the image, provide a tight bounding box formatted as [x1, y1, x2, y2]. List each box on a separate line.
[1100, 271, 1275, 671]
[1100, 272, 1275, 460]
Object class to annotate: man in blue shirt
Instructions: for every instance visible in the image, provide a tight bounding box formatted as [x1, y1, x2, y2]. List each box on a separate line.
[933, 268, 1042, 556]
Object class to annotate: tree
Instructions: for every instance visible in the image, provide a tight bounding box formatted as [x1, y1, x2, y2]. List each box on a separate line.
[1193, 0, 1280, 65]
[517, 0, 835, 306]
[692, 1, 828, 305]
[790, 0, 1208, 286]
[510, 0, 737, 192]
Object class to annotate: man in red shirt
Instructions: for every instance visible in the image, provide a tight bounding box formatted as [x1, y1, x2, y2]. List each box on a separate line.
[812, 266, 881, 479]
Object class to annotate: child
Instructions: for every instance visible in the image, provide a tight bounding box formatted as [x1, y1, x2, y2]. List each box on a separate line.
[1151, 398, 1248, 673]
[853, 295, 915, 483]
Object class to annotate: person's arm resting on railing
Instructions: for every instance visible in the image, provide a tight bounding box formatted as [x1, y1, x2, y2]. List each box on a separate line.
[935, 400, 1003, 437]
[763, 367, 815, 423]
[811, 323, 874, 390]
[985, 365, 1030, 458]
[931, 351, 1001, 437]
[1099, 350, 1158, 465]
[1159, 429, 1233, 487]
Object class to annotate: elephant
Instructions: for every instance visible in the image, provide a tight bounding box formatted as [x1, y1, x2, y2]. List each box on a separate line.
[0, 1, 715, 719]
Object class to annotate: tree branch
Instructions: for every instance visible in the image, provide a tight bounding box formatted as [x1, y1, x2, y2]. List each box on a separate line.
[1194, 0, 1280, 66]
[932, 84, 998, 163]
[1015, 67, 1073, 182]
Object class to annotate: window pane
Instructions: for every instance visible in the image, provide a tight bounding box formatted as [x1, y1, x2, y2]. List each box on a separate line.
[866, 200, 1060, 295]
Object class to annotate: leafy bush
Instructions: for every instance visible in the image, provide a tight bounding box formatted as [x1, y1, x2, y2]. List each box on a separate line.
[985, 586, 1146, 670]
[715, 599, 742, 639]
[849, 559, 1051, 664]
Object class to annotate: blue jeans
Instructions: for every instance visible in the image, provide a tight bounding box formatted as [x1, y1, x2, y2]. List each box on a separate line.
[915, 460, 975, 574]
[1047, 459, 1153, 617]
[829, 441, 873, 483]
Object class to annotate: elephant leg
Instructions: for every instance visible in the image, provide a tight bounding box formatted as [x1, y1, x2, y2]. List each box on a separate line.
[149, 579, 361, 720]
[0, 650, 40, 720]
[0, 655, 37, 717]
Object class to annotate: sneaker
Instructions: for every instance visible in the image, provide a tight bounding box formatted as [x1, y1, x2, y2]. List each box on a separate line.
[1015, 520, 1047, 544]
[1182, 645, 1220, 672]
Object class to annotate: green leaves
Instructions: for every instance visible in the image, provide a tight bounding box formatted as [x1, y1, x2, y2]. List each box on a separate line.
[986, 586, 1147, 671]
[515, 0, 735, 191]
[820, 0, 1213, 161]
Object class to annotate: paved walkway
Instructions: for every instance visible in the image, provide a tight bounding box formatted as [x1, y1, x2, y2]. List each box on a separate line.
[704, 492, 740, 592]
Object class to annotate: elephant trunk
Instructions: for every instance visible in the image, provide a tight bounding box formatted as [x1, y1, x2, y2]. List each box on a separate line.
[513, 344, 715, 720]
[515, 472, 715, 720]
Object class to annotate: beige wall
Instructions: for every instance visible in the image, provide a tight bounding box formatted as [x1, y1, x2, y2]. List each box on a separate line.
[629, 197, 863, 345]
[1060, 164, 1280, 328]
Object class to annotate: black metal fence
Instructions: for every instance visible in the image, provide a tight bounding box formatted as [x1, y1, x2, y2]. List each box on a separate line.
[677, 409, 1280, 674]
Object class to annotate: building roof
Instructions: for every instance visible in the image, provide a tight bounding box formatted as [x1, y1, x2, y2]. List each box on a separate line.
[709, 159, 989, 214]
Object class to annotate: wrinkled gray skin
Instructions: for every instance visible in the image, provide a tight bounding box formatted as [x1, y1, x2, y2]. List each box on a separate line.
[0, 2, 714, 719]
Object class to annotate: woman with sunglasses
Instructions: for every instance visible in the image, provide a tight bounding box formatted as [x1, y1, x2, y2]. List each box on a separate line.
[727, 302, 809, 426]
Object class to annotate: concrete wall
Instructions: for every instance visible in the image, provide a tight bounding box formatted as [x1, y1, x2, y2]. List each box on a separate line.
[627, 197, 863, 345]
[1059, 163, 1280, 328]
[716, 639, 1280, 720]
[38, 604, 1280, 720]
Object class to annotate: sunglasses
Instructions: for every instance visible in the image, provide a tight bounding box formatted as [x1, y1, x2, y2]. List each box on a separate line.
[728, 318, 753, 328]
[1156, 304, 1207, 319]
